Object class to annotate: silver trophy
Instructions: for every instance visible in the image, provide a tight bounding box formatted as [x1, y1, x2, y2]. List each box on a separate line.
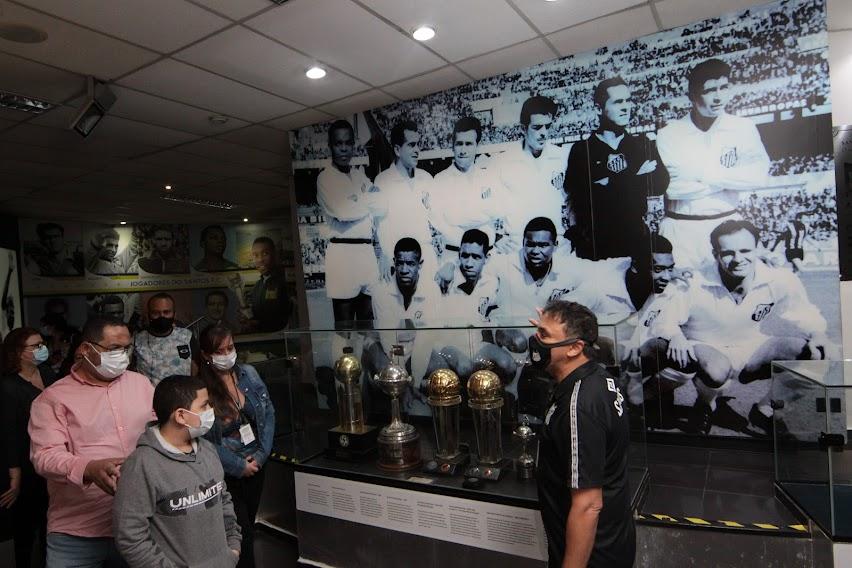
[372, 348, 421, 471]
[513, 416, 536, 480]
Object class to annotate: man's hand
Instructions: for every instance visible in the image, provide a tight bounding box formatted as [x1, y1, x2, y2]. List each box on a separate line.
[83, 457, 125, 496]
[494, 234, 518, 255]
[636, 159, 658, 176]
[378, 255, 393, 282]
[242, 457, 260, 478]
[666, 164, 681, 179]
[624, 346, 640, 371]
[0, 467, 21, 509]
[435, 262, 455, 295]
[667, 335, 695, 369]
[231, 549, 240, 559]
[807, 335, 835, 360]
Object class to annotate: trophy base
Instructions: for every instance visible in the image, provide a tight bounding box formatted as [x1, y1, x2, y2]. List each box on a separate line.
[327, 425, 378, 461]
[464, 458, 511, 482]
[377, 431, 422, 471]
[423, 451, 470, 477]
[516, 460, 536, 481]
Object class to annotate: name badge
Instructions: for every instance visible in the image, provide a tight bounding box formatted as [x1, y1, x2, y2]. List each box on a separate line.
[239, 423, 256, 445]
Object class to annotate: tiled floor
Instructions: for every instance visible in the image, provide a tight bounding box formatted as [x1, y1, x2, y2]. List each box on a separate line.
[640, 442, 803, 529]
[256, 528, 300, 568]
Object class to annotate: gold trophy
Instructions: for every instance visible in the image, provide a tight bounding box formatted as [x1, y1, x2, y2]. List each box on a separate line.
[327, 348, 377, 460]
[423, 369, 469, 476]
[372, 348, 421, 471]
[465, 370, 509, 481]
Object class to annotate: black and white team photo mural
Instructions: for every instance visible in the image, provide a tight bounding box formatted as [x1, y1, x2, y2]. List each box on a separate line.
[290, 0, 840, 438]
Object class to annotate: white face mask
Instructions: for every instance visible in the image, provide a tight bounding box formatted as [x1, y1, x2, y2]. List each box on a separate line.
[85, 346, 130, 380]
[184, 408, 215, 438]
[210, 351, 237, 371]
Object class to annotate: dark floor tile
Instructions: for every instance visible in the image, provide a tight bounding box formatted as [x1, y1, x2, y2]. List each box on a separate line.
[648, 462, 708, 490]
[709, 448, 773, 472]
[256, 529, 299, 568]
[647, 443, 710, 467]
[701, 491, 800, 526]
[641, 484, 704, 517]
[705, 467, 775, 497]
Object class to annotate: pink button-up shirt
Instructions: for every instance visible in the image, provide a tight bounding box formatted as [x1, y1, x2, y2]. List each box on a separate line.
[29, 369, 154, 538]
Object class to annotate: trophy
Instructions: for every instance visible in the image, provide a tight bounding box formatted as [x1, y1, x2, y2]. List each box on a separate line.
[465, 370, 509, 481]
[327, 348, 377, 460]
[513, 416, 536, 480]
[424, 369, 469, 476]
[372, 348, 421, 471]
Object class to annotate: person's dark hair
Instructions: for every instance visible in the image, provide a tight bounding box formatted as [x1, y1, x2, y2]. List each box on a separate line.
[523, 217, 558, 243]
[453, 116, 482, 144]
[93, 228, 120, 247]
[36, 222, 64, 239]
[710, 219, 761, 251]
[58, 332, 84, 377]
[687, 58, 731, 102]
[393, 237, 422, 261]
[151, 224, 173, 236]
[147, 292, 174, 311]
[390, 120, 418, 149]
[197, 325, 238, 420]
[153, 374, 207, 426]
[460, 229, 490, 253]
[40, 312, 68, 330]
[541, 300, 599, 359]
[252, 236, 276, 250]
[206, 290, 229, 306]
[44, 297, 69, 315]
[520, 96, 558, 127]
[593, 76, 629, 109]
[328, 119, 355, 147]
[80, 316, 128, 345]
[2, 327, 41, 375]
[651, 234, 674, 255]
[200, 225, 225, 243]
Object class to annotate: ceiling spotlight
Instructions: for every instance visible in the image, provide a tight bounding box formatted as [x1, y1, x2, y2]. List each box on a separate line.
[243, 218, 249, 222]
[119, 221, 127, 225]
[69, 77, 116, 138]
[0, 90, 55, 114]
[164, 185, 172, 191]
[412, 26, 435, 41]
[306, 66, 326, 79]
[209, 115, 229, 125]
[0, 22, 48, 43]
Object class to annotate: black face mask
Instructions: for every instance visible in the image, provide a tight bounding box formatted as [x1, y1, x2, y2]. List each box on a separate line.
[148, 316, 174, 334]
[528, 335, 584, 369]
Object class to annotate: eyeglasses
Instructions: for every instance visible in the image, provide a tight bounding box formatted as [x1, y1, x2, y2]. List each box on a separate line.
[24, 342, 46, 351]
[90, 342, 134, 356]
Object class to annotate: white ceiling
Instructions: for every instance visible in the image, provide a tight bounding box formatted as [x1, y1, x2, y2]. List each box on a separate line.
[0, 0, 849, 223]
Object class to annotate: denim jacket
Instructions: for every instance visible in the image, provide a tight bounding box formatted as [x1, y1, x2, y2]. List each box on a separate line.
[204, 364, 275, 478]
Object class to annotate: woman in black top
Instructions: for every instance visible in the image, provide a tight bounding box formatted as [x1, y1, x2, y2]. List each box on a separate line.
[1, 327, 57, 568]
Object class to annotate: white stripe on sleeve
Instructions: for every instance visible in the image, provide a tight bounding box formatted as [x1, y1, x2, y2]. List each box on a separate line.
[570, 380, 582, 489]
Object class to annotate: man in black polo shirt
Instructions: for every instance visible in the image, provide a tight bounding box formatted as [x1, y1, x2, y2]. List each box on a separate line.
[529, 300, 634, 567]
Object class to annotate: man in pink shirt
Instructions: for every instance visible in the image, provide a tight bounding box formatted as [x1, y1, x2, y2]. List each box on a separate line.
[29, 316, 154, 567]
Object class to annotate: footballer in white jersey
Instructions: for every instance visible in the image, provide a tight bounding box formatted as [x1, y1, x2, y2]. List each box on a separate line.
[648, 220, 830, 434]
[656, 58, 770, 269]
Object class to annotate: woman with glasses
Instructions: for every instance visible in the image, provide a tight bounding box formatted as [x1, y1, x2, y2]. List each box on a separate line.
[197, 325, 275, 568]
[1, 327, 58, 567]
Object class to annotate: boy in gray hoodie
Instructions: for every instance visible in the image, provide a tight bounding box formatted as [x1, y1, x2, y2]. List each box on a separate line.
[114, 374, 242, 567]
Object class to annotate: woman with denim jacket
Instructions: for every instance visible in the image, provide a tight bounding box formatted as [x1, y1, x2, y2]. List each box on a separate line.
[198, 325, 275, 568]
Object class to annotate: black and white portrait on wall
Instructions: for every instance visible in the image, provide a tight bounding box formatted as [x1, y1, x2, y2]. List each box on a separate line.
[291, 0, 839, 437]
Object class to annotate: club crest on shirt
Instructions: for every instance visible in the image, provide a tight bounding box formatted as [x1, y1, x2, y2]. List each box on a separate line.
[544, 403, 557, 426]
[548, 287, 575, 303]
[751, 303, 774, 322]
[414, 310, 423, 320]
[720, 146, 738, 168]
[606, 378, 617, 392]
[478, 297, 491, 318]
[551, 171, 565, 190]
[481, 186, 492, 200]
[643, 309, 661, 327]
[607, 153, 627, 174]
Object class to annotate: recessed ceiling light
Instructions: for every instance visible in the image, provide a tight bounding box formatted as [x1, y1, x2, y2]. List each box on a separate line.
[0, 90, 54, 114]
[243, 218, 249, 222]
[209, 115, 229, 125]
[412, 26, 435, 41]
[0, 22, 48, 44]
[164, 184, 172, 191]
[119, 221, 127, 225]
[306, 66, 326, 79]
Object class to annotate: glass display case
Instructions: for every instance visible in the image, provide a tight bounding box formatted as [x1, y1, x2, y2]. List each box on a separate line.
[273, 315, 647, 491]
[772, 361, 852, 539]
